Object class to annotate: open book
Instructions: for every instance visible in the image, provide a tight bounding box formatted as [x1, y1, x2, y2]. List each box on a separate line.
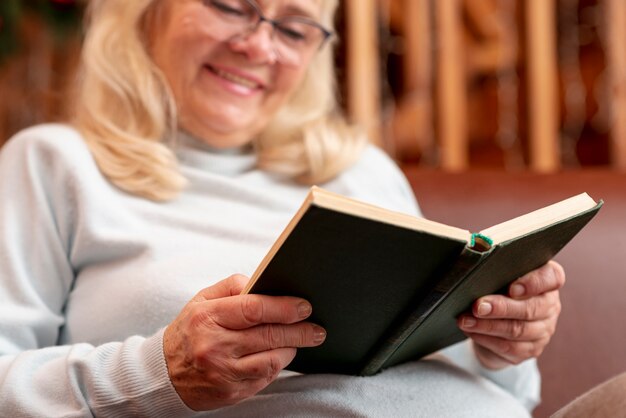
[243, 187, 602, 376]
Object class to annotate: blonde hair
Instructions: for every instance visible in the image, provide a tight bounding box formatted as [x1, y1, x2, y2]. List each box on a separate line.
[73, 0, 366, 201]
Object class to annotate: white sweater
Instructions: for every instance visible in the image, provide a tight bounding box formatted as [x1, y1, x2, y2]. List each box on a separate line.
[0, 124, 540, 417]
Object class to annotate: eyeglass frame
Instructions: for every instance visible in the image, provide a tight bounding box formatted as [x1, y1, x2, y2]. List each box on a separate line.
[204, 0, 335, 51]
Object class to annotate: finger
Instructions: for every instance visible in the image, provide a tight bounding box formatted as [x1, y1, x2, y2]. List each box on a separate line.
[205, 294, 313, 329]
[231, 322, 327, 357]
[473, 290, 561, 321]
[201, 349, 296, 406]
[508, 261, 566, 300]
[467, 332, 549, 365]
[458, 315, 555, 341]
[233, 347, 297, 381]
[193, 274, 251, 302]
[472, 341, 512, 370]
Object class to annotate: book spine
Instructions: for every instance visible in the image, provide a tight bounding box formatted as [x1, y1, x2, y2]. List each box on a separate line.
[360, 246, 487, 376]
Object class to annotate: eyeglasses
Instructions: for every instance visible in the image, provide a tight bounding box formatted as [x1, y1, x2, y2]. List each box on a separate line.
[201, 0, 333, 66]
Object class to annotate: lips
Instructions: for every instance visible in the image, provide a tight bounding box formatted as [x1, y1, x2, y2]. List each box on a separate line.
[205, 64, 264, 90]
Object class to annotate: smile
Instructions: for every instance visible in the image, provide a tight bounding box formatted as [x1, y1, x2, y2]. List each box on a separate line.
[205, 65, 263, 90]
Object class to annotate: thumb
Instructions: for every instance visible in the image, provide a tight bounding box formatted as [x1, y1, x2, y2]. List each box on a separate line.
[193, 274, 250, 302]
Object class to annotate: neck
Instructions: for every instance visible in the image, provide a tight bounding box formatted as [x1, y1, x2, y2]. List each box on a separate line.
[176, 130, 255, 156]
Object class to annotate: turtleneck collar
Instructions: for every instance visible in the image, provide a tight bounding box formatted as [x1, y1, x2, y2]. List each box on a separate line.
[173, 131, 257, 176]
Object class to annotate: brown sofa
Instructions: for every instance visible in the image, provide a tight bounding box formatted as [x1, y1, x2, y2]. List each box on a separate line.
[402, 168, 626, 418]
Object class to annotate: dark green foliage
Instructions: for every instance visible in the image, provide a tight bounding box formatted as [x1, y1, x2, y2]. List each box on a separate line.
[0, 0, 83, 63]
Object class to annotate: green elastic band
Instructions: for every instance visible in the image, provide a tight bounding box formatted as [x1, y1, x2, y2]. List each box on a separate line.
[470, 233, 494, 247]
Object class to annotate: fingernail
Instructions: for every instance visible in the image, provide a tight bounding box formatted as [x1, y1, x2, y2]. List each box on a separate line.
[511, 284, 525, 297]
[477, 302, 492, 316]
[462, 317, 477, 328]
[298, 302, 312, 319]
[313, 326, 327, 344]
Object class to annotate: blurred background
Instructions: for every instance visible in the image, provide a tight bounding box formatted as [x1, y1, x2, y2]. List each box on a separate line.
[0, 0, 623, 172]
[1, 2, 625, 417]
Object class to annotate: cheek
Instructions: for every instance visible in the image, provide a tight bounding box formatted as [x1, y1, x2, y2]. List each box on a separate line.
[159, 40, 201, 90]
[272, 66, 310, 105]
[152, 17, 209, 93]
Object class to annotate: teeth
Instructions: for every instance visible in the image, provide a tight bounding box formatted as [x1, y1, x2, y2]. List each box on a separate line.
[212, 67, 259, 89]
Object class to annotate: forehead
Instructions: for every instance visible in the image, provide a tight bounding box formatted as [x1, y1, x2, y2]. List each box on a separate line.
[256, 0, 323, 18]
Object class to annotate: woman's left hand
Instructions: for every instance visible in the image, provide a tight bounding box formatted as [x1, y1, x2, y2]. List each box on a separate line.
[457, 260, 565, 370]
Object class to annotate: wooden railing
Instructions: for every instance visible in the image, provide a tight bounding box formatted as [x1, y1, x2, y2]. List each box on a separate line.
[344, 0, 621, 171]
[606, 0, 626, 169]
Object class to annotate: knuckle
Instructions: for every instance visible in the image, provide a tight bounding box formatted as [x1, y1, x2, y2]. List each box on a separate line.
[521, 262, 566, 295]
[264, 325, 285, 349]
[554, 295, 562, 314]
[548, 290, 561, 311]
[288, 347, 297, 361]
[190, 343, 210, 367]
[229, 273, 248, 283]
[266, 354, 282, 378]
[525, 271, 542, 295]
[549, 261, 566, 288]
[245, 361, 267, 379]
[524, 300, 538, 320]
[241, 296, 264, 324]
[531, 324, 544, 341]
[484, 319, 496, 334]
[530, 344, 545, 358]
[189, 305, 216, 329]
[298, 326, 310, 346]
[546, 320, 557, 338]
[212, 385, 242, 405]
[511, 321, 525, 339]
[506, 346, 524, 364]
[509, 342, 544, 363]
[537, 320, 556, 342]
[497, 339, 511, 354]
[548, 297, 562, 318]
[490, 298, 507, 317]
[200, 347, 234, 375]
[207, 360, 231, 379]
[250, 352, 289, 385]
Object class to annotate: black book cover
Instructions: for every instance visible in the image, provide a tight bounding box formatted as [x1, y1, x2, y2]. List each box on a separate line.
[248, 205, 467, 375]
[379, 203, 602, 371]
[246, 188, 602, 375]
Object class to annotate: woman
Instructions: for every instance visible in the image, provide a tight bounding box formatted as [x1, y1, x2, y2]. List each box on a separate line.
[0, 0, 565, 416]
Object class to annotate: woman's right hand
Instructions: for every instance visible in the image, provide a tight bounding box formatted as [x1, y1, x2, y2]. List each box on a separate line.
[163, 274, 326, 411]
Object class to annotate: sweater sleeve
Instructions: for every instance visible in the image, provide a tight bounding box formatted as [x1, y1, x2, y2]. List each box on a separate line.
[0, 126, 193, 417]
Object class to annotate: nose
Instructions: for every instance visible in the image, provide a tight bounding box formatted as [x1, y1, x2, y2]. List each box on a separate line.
[228, 22, 279, 65]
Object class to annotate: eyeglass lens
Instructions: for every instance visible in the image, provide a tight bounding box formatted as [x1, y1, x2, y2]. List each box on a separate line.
[202, 0, 330, 66]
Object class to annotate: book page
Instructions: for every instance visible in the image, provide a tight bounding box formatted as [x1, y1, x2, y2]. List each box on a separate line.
[311, 187, 470, 243]
[480, 193, 598, 245]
